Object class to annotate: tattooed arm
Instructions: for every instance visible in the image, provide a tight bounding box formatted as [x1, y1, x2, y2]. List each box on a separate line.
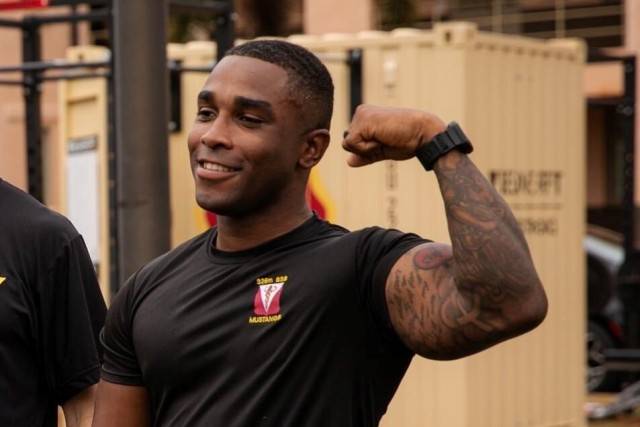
[385, 150, 547, 359]
[343, 105, 548, 360]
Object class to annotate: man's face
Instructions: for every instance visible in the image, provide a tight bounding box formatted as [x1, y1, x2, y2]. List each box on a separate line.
[187, 55, 305, 217]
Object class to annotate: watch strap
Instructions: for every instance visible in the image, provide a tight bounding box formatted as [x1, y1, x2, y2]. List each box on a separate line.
[415, 122, 474, 171]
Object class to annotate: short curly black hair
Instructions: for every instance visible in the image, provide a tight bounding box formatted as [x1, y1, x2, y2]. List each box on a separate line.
[224, 39, 334, 130]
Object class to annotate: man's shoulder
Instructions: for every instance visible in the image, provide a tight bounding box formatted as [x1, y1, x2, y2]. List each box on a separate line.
[0, 180, 79, 247]
[346, 225, 402, 239]
[316, 222, 417, 242]
[313, 218, 350, 237]
[310, 222, 427, 258]
[136, 229, 212, 278]
[346, 225, 429, 253]
[113, 229, 214, 307]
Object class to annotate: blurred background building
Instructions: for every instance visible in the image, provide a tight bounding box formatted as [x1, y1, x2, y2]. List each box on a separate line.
[2, 0, 638, 236]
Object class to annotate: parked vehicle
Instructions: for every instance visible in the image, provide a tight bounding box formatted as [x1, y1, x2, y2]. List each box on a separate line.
[585, 231, 626, 392]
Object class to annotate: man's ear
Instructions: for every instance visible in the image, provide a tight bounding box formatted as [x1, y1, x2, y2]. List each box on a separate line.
[298, 129, 330, 169]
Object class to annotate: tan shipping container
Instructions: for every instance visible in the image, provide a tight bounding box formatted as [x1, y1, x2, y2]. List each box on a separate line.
[291, 22, 586, 427]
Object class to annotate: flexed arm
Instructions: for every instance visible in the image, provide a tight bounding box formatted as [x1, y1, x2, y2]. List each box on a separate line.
[343, 105, 548, 360]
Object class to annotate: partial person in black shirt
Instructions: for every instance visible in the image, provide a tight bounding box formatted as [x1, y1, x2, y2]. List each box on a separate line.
[0, 179, 107, 426]
[93, 40, 548, 427]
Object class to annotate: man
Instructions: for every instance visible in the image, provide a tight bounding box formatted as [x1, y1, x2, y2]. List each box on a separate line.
[93, 40, 547, 426]
[0, 179, 107, 426]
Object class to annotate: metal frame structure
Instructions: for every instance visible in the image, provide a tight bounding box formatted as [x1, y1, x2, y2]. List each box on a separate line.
[0, 0, 235, 202]
[0, 0, 235, 292]
[0, 8, 111, 202]
[169, 0, 235, 61]
[0, 1, 362, 293]
[586, 51, 639, 420]
[587, 53, 637, 254]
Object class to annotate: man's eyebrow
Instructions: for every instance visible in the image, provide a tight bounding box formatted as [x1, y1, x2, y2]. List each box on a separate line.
[234, 96, 273, 111]
[197, 90, 214, 103]
[196, 92, 274, 115]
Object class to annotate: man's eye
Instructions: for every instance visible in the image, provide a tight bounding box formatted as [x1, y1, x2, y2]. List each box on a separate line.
[238, 115, 263, 126]
[197, 108, 216, 120]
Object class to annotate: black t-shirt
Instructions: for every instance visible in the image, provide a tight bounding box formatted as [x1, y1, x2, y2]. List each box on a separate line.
[102, 214, 426, 427]
[0, 179, 107, 426]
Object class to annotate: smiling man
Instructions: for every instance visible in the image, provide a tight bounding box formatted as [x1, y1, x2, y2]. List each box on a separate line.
[93, 40, 548, 427]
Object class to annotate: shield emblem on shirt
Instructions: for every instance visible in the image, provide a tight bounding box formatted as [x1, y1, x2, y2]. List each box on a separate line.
[254, 283, 284, 315]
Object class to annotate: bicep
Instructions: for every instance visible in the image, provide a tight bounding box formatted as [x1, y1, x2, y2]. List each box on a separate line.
[92, 380, 152, 427]
[385, 241, 501, 360]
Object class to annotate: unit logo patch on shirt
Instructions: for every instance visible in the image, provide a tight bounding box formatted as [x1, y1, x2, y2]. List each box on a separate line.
[249, 275, 287, 324]
[0, 277, 5, 286]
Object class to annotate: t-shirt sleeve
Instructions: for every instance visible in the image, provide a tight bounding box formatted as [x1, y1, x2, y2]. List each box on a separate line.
[39, 235, 107, 405]
[100, 272, 145, 386]
[355, 227, 427, 353]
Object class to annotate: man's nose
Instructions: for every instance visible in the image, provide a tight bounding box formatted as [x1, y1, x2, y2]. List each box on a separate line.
[200, 115, 233, 149]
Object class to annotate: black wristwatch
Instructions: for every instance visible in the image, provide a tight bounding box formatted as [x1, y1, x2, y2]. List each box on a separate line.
[415, 122, 474, 171]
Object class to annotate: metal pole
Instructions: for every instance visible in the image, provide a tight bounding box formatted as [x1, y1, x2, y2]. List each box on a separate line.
[113, 0, 171, 286]
[22, 18, 43, 202]
[70, 3, 78, 45]
[214, 2, 234, 60]
[348, 49, 362, 118]
[106, 0, 119, 298]
[622, 57, 637, 254]
[617, 56, 639, 348]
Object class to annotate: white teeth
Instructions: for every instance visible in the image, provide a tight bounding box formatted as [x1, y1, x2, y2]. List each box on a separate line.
[201, 162, 234, 172]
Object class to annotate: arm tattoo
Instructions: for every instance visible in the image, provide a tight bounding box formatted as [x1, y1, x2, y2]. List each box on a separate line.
[387, 153, 544, 359]
[436, 154, 539, 299]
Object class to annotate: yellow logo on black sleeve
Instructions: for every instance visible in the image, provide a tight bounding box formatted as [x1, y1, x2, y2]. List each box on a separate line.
[0, 277, 5, 285]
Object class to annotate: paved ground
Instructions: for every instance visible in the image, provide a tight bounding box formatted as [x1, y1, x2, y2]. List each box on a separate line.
[589, 416, 640, 426]
[587, 393, 640, 426]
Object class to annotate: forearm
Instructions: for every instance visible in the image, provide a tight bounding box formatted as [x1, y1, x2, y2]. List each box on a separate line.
[433, 149, 547, 333]
[62, 385, 97, 427]
[92, 380, 152, 427]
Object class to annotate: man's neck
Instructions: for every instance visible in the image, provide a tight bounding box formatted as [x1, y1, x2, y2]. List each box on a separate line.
[214, 204, 313, 252]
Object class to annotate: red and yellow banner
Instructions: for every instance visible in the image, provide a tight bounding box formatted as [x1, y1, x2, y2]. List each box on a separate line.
[0, 0, 49, 10]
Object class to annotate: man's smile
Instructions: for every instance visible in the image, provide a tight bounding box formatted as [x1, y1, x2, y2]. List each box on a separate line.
[199, 161, 238, 173]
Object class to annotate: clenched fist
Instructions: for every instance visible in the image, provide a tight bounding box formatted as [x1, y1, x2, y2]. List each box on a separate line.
[341, 105, 447, 167]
